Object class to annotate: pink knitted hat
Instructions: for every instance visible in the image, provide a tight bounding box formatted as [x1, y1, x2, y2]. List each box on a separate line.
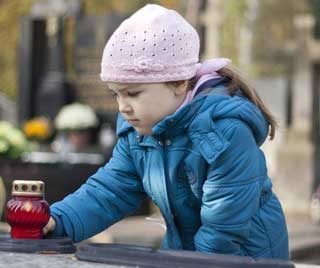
[100, 4, 200, 83]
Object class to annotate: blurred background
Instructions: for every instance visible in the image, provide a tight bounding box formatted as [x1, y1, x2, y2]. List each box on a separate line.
[1, 0, 320, 263]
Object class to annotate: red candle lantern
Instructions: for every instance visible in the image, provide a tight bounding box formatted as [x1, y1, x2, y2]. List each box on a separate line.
[6, 180, 50, 239]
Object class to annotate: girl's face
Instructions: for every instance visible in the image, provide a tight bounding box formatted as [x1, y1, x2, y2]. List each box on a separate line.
[107, 82, 187, 135]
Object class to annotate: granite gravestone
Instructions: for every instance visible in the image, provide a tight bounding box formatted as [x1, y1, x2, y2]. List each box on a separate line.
[18, 16, 47, 123]
[17, 0, 126, 127]
[18, 0, 81, 123]
[18, 7, 125, 126]
[73, 14, 125, 126]
[35, 15, 75, 121]
[310, 0, 320, 195]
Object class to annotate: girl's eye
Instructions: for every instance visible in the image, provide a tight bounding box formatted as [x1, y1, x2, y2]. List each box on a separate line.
[110, 91, 118, 97]
[127, 91, 141, 97]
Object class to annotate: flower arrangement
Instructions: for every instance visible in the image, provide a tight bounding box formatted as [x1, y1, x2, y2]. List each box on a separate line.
[52, 103, 99, 152]
[0, 121, 32, 159]
[54, 103, 98, 131]
[120, 56, 164, 73]
[23, 116, 53, 141]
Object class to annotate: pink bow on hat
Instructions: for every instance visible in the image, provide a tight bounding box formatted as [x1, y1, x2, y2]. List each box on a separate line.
[178, 57, 231, 109]
[196, 58, 231, 78]
[194, 57, 231, 91]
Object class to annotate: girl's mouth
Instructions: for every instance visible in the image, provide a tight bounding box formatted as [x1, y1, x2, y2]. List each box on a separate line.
[127, 119, 139, 124]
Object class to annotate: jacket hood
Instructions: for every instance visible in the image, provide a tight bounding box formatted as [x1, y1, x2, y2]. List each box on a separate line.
[116, 78, 269, 146]
[197, 91, 269, 146]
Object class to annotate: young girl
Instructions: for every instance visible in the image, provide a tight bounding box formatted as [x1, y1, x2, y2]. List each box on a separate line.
[44, 4, 289, 260]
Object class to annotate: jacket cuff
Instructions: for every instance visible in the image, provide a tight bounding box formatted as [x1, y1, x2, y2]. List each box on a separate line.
[50, 210, 66, 237]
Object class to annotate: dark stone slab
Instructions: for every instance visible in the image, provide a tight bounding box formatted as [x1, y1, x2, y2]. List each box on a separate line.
[0, 235, 75, 254]
[76, 243, 296, 268]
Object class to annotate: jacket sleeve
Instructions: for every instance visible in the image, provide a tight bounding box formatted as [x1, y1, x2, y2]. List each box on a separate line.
[50, 135, 147, 242]
[194, 120, 265, 255]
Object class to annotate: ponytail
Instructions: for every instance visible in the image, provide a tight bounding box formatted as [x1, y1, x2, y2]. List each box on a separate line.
[166, 65, 277, 140]
[217, 66, 277, 140]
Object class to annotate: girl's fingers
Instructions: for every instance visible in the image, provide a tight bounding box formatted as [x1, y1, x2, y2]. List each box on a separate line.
[43, 216, 56, 235]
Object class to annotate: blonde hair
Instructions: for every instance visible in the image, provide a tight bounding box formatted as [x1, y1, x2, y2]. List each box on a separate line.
[166, 65, 277, 140]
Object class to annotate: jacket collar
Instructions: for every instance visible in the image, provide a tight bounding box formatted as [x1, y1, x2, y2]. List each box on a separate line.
[116, 113, 133, 136]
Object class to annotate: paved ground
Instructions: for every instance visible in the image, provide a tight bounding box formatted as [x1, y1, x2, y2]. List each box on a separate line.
[286, 214, 320, 265]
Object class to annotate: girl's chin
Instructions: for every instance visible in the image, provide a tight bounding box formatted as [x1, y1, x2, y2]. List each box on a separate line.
[135, 127, 152, 135]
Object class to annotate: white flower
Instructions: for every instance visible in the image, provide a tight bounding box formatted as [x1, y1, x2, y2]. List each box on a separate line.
[120, 56, 164, 73]
[54, 103, 98, 130]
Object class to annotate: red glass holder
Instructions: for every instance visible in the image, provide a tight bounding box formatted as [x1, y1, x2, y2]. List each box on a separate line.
[5, 180, 50, 239]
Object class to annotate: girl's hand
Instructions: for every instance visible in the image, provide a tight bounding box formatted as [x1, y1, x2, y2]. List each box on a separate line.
[43, 216, 56, 235]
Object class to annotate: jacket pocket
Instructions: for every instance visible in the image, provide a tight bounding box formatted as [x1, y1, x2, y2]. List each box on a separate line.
[177, 153, 207, 199]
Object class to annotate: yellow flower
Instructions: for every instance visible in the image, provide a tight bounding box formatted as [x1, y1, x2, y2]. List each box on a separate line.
[23, 117, 52, 140]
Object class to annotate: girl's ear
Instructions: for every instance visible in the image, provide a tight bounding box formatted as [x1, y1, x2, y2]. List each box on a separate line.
[174, 80, 188, 96]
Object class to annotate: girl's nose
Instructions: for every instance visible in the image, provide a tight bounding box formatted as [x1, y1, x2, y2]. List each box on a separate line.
[118, 99, 132, 114]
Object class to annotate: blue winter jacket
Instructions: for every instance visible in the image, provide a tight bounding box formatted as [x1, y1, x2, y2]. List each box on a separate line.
[50, 78, 289, 260]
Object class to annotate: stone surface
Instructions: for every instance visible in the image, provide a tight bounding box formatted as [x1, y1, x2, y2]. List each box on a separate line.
[0, 252, 121, 268]
[0, 250, 316, 268]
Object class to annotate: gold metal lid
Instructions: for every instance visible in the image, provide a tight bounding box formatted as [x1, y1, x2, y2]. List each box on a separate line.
[11, 180, 45, 197]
